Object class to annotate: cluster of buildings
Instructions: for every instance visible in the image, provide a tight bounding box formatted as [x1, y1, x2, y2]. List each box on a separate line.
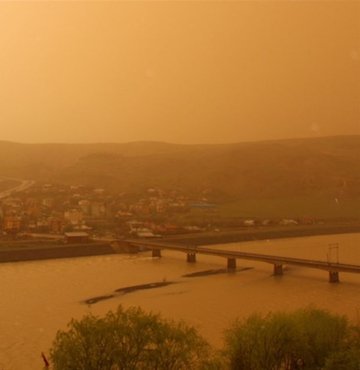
[0, 183, 198, 239]
[0, 182, 317, 241]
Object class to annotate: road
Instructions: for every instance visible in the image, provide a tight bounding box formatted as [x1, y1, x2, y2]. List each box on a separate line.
[0, 177, 35, 199]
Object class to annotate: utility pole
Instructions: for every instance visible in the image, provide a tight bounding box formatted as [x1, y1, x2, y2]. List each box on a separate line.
[327, 243, 339, 264]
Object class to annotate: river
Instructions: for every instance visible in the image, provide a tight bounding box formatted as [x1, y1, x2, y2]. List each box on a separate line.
[1, 233, 360, 369]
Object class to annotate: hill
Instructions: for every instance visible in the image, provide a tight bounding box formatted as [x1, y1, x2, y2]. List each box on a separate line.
[1, 136, 360, 217]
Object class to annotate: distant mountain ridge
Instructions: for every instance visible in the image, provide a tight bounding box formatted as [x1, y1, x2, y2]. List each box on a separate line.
[1, 136, 360, 200]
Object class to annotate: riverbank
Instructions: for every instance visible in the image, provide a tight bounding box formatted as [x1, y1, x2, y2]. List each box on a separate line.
[0, 241, 115, 263]
[164, 223, 360, 246]
[1, 223, 360, 264]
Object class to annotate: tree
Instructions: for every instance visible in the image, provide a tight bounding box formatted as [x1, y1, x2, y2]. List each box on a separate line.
[224, 308, 352, 370]
[49, 305, 220, 370]
[322, 324, 360, 370]
[291, 307, 349, 369]
[322, 348, 360, 370]
[224, 312, 299, 370]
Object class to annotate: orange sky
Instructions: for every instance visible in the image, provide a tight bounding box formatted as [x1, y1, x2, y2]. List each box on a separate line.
[0, 1, 359, 144]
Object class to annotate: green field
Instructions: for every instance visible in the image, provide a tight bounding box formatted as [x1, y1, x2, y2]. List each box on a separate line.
[217, 197, 360, 220]
[169, 197, 360, 226]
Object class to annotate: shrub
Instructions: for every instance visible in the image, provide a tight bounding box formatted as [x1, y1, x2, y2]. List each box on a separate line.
[225, 308, 354, 370]
[50, 305, 218, 370]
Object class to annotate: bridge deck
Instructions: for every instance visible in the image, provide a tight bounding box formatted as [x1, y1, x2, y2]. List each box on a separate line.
[126, 239, 360, 274]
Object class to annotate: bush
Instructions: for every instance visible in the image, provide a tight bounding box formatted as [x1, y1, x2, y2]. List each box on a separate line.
[323, 347, 360, 370]
[225, 307, 357, 370]
[49, 306, 360, 370]
[49, 306, 219, 370]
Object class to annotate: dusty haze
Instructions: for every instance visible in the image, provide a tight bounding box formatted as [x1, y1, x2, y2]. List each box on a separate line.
[0, 1, 359, 144]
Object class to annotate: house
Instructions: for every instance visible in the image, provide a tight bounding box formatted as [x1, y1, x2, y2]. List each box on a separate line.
[280, 219, 298, 226]
[64, 231, 90, 244]
[64, 209, 84, 225]
[136, 229, 156, 238]
[244, 219, 255, 226]
[2, 215, 22, 234]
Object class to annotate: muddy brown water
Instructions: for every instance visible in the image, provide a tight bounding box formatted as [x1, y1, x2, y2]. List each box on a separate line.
[1, 233, 360, 370]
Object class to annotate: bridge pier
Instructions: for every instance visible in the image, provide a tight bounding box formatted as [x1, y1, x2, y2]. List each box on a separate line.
[329, 271, 339, 283]
[273, 264, 283, 276]
[227, 258, 237, 271]
[187, 252, 196, 263]
[125, 239, 360, 284]
[152, 248, 161, 258]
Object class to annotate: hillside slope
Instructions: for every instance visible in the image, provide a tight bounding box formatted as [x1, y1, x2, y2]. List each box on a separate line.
[1, 136, 360, 201]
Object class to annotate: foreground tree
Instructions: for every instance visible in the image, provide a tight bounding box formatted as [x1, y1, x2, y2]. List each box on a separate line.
[225, 307, 359, 370]
[323, 347, 360, 370]
[323, 324, 360, 370]
[49, 305, 219, 370]
[49, 306, 360, 370]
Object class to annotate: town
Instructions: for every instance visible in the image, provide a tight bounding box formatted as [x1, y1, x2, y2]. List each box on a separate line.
[0, 181, 325, 242]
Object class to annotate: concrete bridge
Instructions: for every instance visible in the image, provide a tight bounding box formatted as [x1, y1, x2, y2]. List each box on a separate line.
[126, 239, 360, 283]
